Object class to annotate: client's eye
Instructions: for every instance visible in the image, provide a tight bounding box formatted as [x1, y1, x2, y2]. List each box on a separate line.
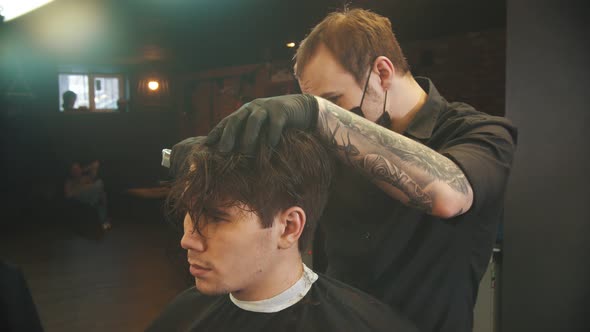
[327, 96, 340, 104]
[208, 214, 228, 223]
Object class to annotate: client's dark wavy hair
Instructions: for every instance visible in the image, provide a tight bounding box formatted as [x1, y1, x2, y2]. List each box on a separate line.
[166, 129, 332, 252]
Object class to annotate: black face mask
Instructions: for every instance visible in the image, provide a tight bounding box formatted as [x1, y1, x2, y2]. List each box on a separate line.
[349, 68, 391, 129]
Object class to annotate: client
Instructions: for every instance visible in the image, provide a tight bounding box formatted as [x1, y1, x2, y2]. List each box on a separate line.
[147, 129, 417, 331]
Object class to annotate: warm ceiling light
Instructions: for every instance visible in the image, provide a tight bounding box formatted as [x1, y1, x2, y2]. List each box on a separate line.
[148, 81, 159, 91]
[286, 42, 296, 48]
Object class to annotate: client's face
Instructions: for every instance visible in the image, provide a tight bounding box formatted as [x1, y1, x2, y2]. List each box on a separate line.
[181, 205, 278, 299]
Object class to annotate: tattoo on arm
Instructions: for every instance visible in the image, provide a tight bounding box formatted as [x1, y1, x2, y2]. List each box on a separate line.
[363, 154, 433, 212]
[316, 101, 469, 212]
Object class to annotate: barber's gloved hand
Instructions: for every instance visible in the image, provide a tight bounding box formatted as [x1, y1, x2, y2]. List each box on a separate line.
[205, 94, 319, 153]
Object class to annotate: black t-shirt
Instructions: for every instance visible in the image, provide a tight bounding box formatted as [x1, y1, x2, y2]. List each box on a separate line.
[320, 77, 518, 332]
[147, 273, 418, 332]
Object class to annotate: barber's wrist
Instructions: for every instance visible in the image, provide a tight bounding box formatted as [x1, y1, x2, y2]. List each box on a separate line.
[301, 94, 320, 131]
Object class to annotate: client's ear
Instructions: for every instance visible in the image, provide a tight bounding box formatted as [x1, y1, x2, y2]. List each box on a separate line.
[277, 206, 306, 250]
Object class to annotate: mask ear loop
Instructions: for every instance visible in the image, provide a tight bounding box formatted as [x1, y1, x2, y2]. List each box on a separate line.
[358, 67, 373, 110]
[376, 89, 392, 129]
[382, 90, 388, 116]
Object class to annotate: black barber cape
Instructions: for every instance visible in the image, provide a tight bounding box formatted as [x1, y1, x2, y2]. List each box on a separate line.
[0, 261, 44, 332]
[147, 266, 417, 332]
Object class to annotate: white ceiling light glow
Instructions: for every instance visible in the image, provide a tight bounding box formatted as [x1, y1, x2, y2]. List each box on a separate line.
[1, 1, 55, 22]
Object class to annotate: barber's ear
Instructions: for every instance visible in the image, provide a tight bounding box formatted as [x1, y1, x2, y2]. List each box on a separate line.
[373, 56, 395, 90]
[277, 207, 306, 250]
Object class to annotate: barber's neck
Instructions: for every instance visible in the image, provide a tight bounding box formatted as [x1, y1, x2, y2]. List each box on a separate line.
[386, 74, 427, 134]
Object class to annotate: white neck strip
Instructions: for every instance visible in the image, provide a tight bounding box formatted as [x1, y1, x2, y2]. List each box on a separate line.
[229, 263, 318, 313]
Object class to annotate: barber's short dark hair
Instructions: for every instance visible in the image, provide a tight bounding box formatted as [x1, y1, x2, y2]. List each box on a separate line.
[295, 8, 410, 86]
[167, 129, 332, 252]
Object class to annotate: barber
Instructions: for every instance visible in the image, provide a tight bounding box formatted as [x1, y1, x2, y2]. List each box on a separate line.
[178, 9, 517, 332]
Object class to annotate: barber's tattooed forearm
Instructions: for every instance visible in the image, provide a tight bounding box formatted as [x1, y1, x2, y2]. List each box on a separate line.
[317, 108, 433, 211]
[363, 154, 433, 211]
[316, 101, 469, 212]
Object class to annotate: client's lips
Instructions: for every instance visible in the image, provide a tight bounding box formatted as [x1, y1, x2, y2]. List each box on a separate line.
[189, 263, 211, 277]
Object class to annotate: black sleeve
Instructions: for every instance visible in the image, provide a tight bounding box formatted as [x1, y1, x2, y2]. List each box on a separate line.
[440, 118, 518, 214]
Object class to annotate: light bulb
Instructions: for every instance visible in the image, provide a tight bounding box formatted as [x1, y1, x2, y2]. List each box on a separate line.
[148, 81, 159, 91]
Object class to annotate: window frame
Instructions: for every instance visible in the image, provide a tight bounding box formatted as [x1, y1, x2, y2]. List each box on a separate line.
[59, 73, 125, 112]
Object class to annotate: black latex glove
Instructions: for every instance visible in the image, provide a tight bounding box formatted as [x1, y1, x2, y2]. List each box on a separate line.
[205, 94, 319, 153]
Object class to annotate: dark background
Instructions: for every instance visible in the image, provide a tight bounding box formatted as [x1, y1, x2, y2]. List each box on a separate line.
[0, 0, 588, 331]
[503, 0, 589, 331]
